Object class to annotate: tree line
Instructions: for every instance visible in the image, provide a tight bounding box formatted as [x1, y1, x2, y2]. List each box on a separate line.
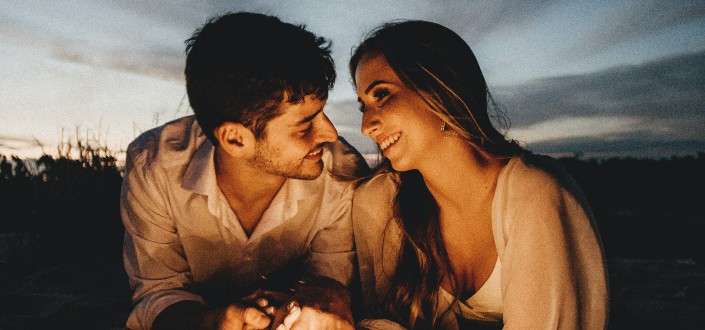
[1, 148, 703, 286]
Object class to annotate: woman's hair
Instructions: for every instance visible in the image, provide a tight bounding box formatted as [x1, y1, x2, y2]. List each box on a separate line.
[350, 20, 523, 328]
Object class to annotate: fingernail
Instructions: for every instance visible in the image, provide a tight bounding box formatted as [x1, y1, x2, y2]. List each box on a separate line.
[256, 298, 268, 307]
[265, 306, 275, 315]
[276, 325, 285, 330]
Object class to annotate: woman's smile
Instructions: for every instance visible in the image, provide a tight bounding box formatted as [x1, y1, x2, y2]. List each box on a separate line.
[379, 132, 401, 151]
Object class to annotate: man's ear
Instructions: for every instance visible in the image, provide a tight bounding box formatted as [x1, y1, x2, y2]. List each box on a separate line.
[214, 122, 255, 158]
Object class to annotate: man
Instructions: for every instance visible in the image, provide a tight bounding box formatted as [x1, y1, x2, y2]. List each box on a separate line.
[121, 12, 367, 329]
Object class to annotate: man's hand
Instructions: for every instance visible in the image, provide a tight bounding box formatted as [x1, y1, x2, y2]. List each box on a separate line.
[242, 289, 292, 319]
[219, 303, 272, 330]
[152, 300, 271, 330]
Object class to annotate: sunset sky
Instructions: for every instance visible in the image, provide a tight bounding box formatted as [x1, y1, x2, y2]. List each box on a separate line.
[1, 0, 703, 160]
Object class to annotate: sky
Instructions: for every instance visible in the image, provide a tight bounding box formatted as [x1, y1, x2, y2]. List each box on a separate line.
[1, 0, 704, 161]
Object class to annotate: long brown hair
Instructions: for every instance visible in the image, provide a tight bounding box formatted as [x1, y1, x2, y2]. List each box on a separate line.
[350, 20, 523, 328]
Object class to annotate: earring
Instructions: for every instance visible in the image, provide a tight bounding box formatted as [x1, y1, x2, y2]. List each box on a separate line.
[440, 122, 458, 138]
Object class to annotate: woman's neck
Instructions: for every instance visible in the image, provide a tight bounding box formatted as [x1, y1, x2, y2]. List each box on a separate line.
[417, 140, 506, 213]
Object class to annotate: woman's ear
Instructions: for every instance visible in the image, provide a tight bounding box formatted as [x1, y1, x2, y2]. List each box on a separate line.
[214, 122, 255, 158]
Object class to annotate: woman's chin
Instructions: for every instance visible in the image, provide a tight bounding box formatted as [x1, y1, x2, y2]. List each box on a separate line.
[388, 158, 411, 172]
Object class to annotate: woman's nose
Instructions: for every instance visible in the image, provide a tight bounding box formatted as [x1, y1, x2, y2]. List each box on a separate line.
[361, 112, 380, 138]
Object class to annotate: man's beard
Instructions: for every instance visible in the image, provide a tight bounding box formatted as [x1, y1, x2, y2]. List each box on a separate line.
[247, 142, 324, 180]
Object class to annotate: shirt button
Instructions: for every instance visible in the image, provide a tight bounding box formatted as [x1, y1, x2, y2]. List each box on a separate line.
[244, 255, 252, 261]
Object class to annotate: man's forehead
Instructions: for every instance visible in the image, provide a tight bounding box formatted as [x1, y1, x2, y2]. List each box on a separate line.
[277, 96, 327, 125]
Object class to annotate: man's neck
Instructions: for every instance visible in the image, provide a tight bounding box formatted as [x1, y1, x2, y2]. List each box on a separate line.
[214, 148, 286, 236]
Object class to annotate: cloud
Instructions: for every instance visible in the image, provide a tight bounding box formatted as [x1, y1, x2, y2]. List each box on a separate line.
[417, 0, 560, 43]
[495, 49, 705, 123]
[48, 43, 185, 81]
[566, 0, 705, 59]
[494, 49, 705, 157]
[507, 116, 644, 143]
[0, 135, 46, 154]
[0, 0, 187, 81]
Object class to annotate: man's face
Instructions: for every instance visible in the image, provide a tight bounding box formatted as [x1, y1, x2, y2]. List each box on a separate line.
[248, 95, 338, 180]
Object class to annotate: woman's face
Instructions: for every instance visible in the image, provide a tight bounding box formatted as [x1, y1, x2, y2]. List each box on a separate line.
[355, 53, 446, 171]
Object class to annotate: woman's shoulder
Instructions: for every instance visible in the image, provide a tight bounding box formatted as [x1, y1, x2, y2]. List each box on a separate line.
[494, 152, 594, 226]
[500, 153, 575, 194]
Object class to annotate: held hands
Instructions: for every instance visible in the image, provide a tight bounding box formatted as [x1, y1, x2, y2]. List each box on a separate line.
[218, 276, 353, 330]
[270, 276, 354, 330]
[272, 301, 353, 330]
[219, 303, 271, 330]
[218, 289, 291, 330]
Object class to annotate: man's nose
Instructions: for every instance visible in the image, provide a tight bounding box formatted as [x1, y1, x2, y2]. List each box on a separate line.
[316, 113, 338, 143]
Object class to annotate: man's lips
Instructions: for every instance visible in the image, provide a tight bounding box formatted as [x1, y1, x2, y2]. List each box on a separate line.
[304, 147, 323, 160]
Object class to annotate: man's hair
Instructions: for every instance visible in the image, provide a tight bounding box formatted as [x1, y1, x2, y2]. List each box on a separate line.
[185, 12, 335, 144]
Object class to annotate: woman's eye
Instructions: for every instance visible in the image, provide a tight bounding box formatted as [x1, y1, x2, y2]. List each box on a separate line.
[373, 88, 390, 102]
[357, 88, 390, 113]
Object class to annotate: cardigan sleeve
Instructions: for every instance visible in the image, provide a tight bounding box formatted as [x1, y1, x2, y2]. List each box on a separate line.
[493, 156, 608, 330]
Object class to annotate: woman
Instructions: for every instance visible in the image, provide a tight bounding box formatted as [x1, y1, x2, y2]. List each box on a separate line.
[350, 20, 608, 329]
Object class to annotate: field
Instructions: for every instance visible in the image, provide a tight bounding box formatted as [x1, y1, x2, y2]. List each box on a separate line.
[1, 149, 703, 329]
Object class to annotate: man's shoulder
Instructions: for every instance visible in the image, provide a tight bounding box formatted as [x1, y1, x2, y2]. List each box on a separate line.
[125, 115, 206, 173]
[324, 137, 371, 180]
[353, 171, 397, 206]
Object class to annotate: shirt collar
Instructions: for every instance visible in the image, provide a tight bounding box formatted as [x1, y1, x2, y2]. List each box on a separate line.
[182, 139, 217, 196]
[181, 139, 323, 222]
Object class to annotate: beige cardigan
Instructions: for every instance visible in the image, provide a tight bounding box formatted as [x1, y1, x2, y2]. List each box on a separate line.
[352, 154, 608, 329]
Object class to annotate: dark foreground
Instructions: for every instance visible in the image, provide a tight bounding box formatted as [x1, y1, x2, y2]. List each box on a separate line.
[0, 257, 703, 330]
[1, 153, 703, 329]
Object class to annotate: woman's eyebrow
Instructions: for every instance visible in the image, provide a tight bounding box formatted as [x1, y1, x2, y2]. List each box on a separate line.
[364, 80, 388, 94]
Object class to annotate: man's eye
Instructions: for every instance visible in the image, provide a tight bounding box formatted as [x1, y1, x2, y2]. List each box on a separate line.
[300, 124, 313, 135]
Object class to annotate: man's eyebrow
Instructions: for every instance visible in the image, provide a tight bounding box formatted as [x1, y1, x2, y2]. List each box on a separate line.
[294, 107, 323, 126]
[364, 80, 388, 95]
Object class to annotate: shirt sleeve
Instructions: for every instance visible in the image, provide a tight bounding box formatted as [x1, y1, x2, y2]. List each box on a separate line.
[121, 142, 205, 330]
[305, 182, 356, 287]
[496, 170, 608, 330]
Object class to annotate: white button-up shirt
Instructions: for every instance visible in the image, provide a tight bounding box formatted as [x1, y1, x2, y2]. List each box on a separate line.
[121, 116, 364, 330]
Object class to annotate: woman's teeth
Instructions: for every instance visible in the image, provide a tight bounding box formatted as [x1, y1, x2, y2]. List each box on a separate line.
[379, 133, 401, 150]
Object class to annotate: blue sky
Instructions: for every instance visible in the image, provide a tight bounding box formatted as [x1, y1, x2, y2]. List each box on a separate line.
[1, 0, 703, 160]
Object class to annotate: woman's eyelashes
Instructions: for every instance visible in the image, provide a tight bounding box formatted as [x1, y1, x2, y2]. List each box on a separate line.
[373, 87, 390, 104]
[358, 87, 392, 113]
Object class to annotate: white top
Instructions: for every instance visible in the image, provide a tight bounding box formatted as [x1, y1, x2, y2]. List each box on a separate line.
[438, 258, 503, 325]
[121, 116, 364, 330]
[352, 153, 608, 329]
